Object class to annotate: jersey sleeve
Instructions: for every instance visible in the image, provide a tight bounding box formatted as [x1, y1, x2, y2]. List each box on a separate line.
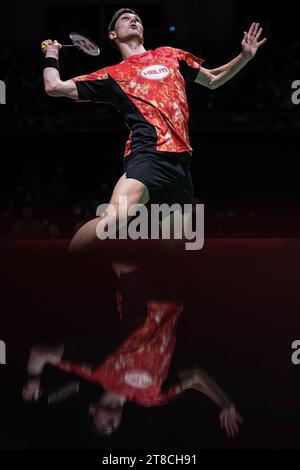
[71, 68, 114, 103]
[176, 49, 205, 82]
[147, 383, 183, 407]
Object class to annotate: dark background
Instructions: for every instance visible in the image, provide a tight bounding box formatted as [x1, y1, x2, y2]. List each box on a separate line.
[0, 0, 300, 450]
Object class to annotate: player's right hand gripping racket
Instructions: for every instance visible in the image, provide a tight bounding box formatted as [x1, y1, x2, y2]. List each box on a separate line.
[41, 32, 100, 57]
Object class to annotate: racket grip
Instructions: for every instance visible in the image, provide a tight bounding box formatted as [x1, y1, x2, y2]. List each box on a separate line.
[41, 41, 63, 52]
[41, 41, 49, 51]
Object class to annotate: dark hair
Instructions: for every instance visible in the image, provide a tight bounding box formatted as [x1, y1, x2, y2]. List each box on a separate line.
[108, 8, 142, 33]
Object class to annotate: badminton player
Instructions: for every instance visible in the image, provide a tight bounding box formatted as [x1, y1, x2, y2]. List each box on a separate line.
[42, 8, 266, 250]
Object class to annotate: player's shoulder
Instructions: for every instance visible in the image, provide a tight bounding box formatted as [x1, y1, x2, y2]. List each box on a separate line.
[154, 46, 179, 56]
[79, 67, 110, 81]
[154, 47, 197, 62]
[106, 59, 131, 74]
[103, 63, 117, 75]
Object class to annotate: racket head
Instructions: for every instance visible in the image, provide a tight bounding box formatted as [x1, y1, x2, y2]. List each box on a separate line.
[69, 32, 100, 56]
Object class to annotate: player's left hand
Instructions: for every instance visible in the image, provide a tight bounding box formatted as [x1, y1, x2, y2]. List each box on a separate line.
[242, 22, 267, 59]
[219, 404, 244, 439]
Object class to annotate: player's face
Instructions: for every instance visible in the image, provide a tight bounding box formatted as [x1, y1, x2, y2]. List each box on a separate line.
[111, 13, 144, 44]
[89, 404, 123, 436]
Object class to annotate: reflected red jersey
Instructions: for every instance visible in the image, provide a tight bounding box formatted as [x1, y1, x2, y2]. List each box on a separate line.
[72, 47, 204, 156]
[58, 298, 184, 406]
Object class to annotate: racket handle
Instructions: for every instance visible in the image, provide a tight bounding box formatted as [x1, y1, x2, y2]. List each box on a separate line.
[41, 41, 49, 51]
[41, 41, 74, 51]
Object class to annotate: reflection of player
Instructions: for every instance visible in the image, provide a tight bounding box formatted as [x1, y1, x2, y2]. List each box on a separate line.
[23, 275, 243, 439]
[42, 9, 266, 251]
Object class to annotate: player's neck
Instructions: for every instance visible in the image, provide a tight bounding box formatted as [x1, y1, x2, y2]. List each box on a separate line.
[120, 41, 147, 60]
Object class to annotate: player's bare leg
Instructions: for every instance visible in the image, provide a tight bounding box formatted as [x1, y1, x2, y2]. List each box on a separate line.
[112, 260, 139, 278]
[69, 176, 149, 252]
[159, 210, 189, 251]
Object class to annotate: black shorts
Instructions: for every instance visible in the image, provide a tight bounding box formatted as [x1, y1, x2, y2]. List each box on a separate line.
[124, 151, 193, 205]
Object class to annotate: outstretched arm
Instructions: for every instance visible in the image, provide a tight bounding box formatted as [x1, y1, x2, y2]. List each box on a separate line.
[22, 343, 64, 402]
[180, 367, 244, 439]
[196, 22, 267, 89]
[42, 40, 78, 98]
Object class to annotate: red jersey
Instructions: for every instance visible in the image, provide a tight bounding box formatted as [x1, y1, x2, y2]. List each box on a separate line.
[73, 47, 204, 156]
[58, 298, 184, 406]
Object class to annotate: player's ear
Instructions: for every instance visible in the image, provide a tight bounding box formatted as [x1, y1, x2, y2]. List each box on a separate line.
[109, 31, 117, 41]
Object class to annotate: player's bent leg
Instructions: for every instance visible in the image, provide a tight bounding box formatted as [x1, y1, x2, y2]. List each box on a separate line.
[69, 176, 149, 252]
[68, 217, 105, 253]
[112, 260, 139, 278]
[159, 210, 187, 251]
[110, 175, 150, 206]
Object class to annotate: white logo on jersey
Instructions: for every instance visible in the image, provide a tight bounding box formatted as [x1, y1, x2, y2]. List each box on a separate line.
[141, 65, 170, 80]
[124, 370, 153, 389]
